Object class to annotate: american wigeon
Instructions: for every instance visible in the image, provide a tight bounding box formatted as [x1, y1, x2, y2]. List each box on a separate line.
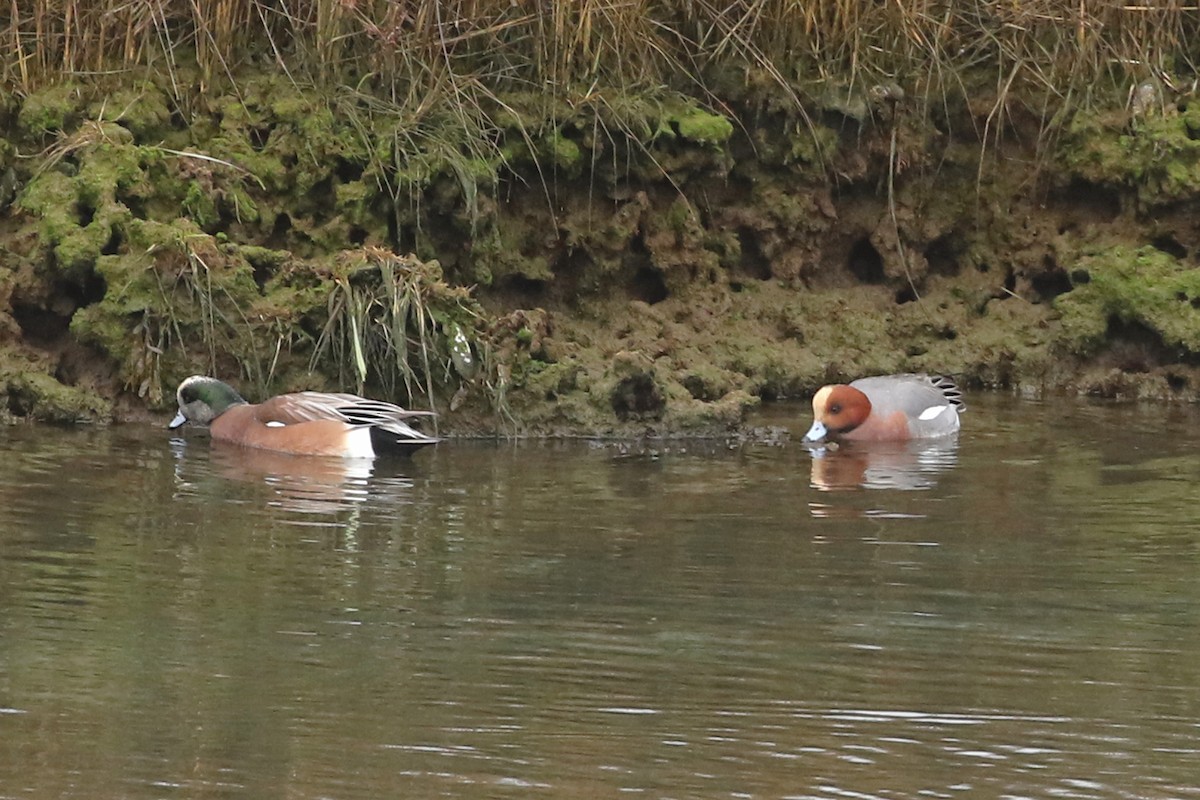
[803, 374, 964, 442]
[168, 376, 439, 457]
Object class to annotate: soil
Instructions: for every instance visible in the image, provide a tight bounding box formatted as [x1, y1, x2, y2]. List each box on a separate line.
[2, 70, 1200, 436]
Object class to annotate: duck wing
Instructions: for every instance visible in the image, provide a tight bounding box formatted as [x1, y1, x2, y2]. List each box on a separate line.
[257, 392, 438, 441]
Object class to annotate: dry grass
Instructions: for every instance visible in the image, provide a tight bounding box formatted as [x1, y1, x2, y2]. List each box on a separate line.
[6, 2, 1197, 203]
[4, 1, 1197, 104]
[311, 248, 484, 414]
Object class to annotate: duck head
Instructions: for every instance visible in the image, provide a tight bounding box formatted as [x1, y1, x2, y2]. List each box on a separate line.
[803, 384, 872, 442]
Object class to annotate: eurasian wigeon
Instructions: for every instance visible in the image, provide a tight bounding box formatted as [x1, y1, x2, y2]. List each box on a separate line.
[168, 376, 439, 457]
[803, 374, 963, 442]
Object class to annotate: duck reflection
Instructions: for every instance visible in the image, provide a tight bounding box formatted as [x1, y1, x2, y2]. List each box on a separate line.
[169, 437, 416, 519]
[807, 438, 959, 492]
[208, 442, 379, 513]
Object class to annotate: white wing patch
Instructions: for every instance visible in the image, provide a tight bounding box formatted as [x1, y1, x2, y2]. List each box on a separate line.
[918, 404, 948, 421]
[265, 420, 287, 428]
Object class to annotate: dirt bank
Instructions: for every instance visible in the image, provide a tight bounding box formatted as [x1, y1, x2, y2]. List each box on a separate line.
[2, 70, 1199, 435]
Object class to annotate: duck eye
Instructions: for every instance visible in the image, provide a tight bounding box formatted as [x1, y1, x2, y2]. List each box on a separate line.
[830, 403, 842, 414]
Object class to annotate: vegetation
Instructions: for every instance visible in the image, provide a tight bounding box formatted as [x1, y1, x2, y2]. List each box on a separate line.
[5, 2, 1197, 98]
[1056, 245, 1200, 356]
[6, 1, 1200, 181]
[310, 248, 488, 417]
[3, 2, 1200, 427]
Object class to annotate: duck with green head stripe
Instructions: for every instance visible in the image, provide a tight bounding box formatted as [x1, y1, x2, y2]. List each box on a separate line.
[169, 376, 439, 458]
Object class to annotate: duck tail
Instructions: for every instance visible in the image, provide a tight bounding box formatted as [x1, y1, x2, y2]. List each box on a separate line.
[369, 426, 440, 456]
[930, 375, 966, 412]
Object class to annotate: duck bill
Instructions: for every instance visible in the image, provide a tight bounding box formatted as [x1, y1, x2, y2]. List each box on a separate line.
[168, 411, 187, 429]
[803, 420, 828, 442]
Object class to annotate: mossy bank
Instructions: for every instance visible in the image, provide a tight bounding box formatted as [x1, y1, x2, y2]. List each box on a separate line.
[2, 69, 1200, 434]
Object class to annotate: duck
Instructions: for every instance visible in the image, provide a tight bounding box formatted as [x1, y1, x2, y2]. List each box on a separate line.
[168, 375, 439, 457]
[803, 373, 963, 442]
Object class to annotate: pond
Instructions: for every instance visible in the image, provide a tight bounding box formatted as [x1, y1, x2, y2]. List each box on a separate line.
[2, 394, 1199, 798]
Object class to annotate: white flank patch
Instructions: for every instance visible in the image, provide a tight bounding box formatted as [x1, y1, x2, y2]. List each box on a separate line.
[918, 404, 948, 421]
[344, 426, 376, 459]
[265, 420, 286, 428]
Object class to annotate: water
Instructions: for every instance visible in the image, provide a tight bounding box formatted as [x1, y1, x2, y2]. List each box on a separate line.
[2, 394, 1200, 798]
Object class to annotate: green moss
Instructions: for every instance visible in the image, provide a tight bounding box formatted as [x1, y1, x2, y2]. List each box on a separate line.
[668, 389, 758, 430]
[71, 218, 263, 396]
[18, 170, 78, 243]
[209, 130, 288, 191]
[664, 198, 694, 237]
[673, 108, 734, 147]
[782, 123, 838, 166]
[471, 224, 554, 285]
[56, 205, 130, 275]
[77, 133, 144, 197]
[256, 255, 338, 352]
[1058, 109, 1200, 205]
[270, 93, 311, 120]
[545, 131, 582, 172]
[724, 341, 823, 399]
[89, 82, 172, 140]
[1054, 245, 1200, 355]
[1, 369, 112, 423]
[183, 180, 220, 229]
[336, 179, 373, 216]
[518, 360, 582, 401]
[18, 84, 80, 136]
[19, 174, 131, 279]
[680, 363, 739, 401]
[221, 183, 261, 225]
[594, 351, 668, 422]
[239, 245, 290, 272]
[17, 127, 159, 279]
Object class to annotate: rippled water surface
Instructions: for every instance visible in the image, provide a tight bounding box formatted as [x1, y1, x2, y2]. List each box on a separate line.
[3, 395, 1200, 798]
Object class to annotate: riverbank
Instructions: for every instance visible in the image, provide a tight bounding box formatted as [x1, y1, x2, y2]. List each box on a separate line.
[3, 5, 1200, 434]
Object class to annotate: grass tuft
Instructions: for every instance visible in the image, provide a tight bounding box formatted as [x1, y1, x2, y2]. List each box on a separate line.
[310, 247, 489, 415]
